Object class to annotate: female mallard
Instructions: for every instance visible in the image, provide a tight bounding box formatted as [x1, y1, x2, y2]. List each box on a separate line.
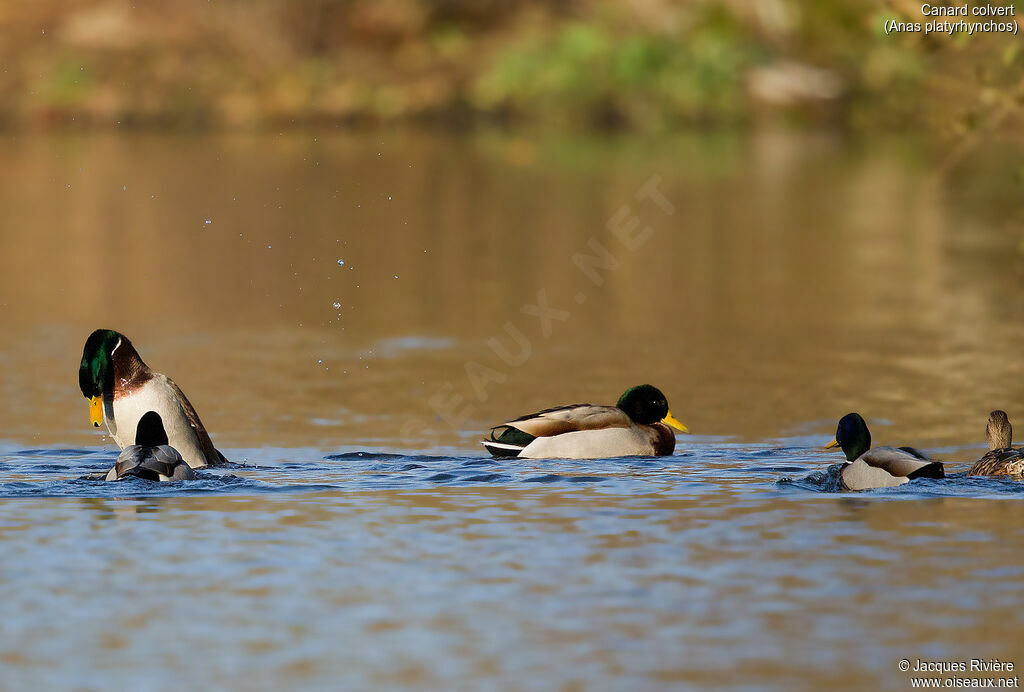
[825, 412, 944, 490]
[107, 412, 196, 481]
[482, 384, 689, 459]
[79, 329, 227, 469]
[968, 410, 1024, 476]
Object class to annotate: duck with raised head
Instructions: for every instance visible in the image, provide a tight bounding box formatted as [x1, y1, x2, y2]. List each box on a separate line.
[79, 329, 227, 469]
[482, 384, 690, 459]
[825, 412, 944, 490]
[108, 412, 196, 481]
[968, 410, 1024, 476]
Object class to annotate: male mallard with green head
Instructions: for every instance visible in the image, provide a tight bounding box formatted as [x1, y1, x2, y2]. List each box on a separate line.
[108, 411, 197, 482]
[968, 410, 1024, 476]
[482, 384, 690, 459]
[79, 329, 227, 469]
[825, 412, 944, 490]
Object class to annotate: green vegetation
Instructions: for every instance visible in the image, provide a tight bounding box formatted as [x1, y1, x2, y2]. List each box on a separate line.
[472, 19, 760, 127]
[0, 0, 1019, 134]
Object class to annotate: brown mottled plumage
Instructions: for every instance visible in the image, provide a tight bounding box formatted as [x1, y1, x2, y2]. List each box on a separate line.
[968, 411, 1024, 476]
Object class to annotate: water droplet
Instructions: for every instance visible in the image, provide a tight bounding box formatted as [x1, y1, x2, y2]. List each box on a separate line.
[122, 185, 127, 192]
[337, 259, 345, 267]
[332, 302, 341, 310]
[204, 219, 212, 225]
[393, 274, 399, 279]
[267, 245, 272, 249]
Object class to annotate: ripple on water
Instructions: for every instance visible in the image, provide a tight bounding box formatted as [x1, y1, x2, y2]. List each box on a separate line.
[1, 442, 1023, 499]
[2, 440, 1024, 691]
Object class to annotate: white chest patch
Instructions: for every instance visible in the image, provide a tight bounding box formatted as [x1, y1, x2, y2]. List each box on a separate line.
[108, 378, 209, 469]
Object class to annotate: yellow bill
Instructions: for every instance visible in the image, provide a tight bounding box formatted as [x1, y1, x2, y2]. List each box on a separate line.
[662, 411, 690, 434]
[89, 396, 104, 428]
[825, 438, 840, 449]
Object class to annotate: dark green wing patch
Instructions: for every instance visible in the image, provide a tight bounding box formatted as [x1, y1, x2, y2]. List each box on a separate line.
[490, 425, 536, 447]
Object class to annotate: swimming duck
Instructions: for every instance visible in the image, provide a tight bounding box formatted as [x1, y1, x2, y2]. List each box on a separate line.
[825, 412, 944, 490]
[968, 410, 1024, 476]
[107, 412, 196, 481]
[482, 384, 689, 459]
[79, 329, 227, 469]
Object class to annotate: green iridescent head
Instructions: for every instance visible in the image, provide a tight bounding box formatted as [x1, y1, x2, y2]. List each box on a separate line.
[616, 384, 688, 432]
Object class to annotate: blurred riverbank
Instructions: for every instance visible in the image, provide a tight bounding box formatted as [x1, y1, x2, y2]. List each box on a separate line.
[1, 0, 1020, 135]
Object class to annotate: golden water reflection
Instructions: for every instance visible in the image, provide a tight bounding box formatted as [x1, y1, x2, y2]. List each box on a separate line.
[1, 132, 1022, 454]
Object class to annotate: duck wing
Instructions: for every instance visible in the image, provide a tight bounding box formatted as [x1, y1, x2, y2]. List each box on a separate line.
[897, 446, 931, 461]
[145, 446, 195, 480]
[483, 404, 632, 458]
[860, 446, 944, 479]
[114, 445, 146, 478]
[115, 446, 195, 481]
[499, 404, 632, 437]
[167, 376, 229, 466]
[840, 447, 943, 490]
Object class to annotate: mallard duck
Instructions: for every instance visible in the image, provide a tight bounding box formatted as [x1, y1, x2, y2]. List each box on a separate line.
[107, 411, 196, 481]
[79, 329, 227, 469]
[825, 412, 944, 490]
[968, 410, 1024, 476]
[482, 384, 689, 459]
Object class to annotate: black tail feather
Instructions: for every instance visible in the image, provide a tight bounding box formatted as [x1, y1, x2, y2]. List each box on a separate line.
[907, 462, 945, 480]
